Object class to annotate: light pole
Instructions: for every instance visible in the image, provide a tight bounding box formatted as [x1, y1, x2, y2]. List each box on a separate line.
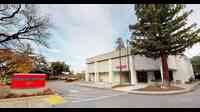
[116, 37, 125, 85]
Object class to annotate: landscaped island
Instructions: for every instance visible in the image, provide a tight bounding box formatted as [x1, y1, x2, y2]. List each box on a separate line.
[135, 85, 183, 92]
[0, 86, 54, 99]
[0, 73, 55, 99]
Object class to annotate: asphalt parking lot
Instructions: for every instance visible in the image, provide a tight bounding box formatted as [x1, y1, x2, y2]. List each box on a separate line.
[47, 81, 127, 103]
[47, 80, 200, 108]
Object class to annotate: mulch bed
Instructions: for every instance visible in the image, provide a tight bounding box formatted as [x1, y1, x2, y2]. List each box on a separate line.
[0, 87, 55, 99]
[135, 85, 184, 92]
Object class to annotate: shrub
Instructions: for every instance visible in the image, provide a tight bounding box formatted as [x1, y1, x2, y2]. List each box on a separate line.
[0, 86, 10, 97]
[1, 77, 11, 85]
[48, 76, 59, 80]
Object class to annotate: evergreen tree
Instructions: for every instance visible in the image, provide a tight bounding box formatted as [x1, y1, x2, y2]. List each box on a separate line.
[129, 4, 200, 87]
[51, 61, 70, 76]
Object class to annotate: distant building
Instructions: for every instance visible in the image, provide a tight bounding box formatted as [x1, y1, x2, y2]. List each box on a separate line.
[85, 48, 194, 85]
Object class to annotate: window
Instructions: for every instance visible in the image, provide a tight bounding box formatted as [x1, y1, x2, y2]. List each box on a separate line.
[154, 71, 161, 81]
[137, 71, 148, 83]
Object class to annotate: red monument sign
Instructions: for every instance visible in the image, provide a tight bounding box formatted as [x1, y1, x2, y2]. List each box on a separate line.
[11, 74, 47, 89]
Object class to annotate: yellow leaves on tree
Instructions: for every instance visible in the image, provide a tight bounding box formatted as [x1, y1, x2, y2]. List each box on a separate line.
[0, 49, 33, 74]
[14, 55, 33, 73]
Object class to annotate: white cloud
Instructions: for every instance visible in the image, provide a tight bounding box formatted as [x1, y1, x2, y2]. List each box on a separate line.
[37, 4, 134, 72]
[184, 4, 200, 58]
[64, 5, 116, 71]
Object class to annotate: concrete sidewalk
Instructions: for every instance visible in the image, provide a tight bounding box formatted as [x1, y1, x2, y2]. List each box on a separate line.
[75, 81, 117, 89]
[0, 95, 64, 108]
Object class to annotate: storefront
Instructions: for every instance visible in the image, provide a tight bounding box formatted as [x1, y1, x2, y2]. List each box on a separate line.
[86, 48, 194, 85]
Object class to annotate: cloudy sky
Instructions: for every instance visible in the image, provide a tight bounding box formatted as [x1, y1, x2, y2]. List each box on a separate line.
[33, 4, 200, 72]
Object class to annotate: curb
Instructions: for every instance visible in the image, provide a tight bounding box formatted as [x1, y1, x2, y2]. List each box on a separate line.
[0, 95, 53, 103]
[189, 81, 200, 90]
[74, 83, 113, 90]
[128, 89, 190, 95]
[128, 82, 200, 95]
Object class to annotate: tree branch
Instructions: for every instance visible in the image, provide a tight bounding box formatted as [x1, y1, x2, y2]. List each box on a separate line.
[0, 4, 21, 21]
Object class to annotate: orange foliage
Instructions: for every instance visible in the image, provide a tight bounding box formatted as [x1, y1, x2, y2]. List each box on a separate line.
[0, 49, 33, 74]
[14, 55, 33, 73]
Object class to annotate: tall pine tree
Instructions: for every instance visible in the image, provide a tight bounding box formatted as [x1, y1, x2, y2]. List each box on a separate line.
[129, 4, 200, 87]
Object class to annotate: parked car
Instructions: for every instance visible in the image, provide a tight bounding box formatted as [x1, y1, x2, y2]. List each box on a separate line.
[65, 77, 79, 82]
[59, 76, 69, 80]
[48, 76, 59, 80]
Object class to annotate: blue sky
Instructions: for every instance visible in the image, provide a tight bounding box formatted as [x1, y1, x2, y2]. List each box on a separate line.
[33, 4, 200, 73]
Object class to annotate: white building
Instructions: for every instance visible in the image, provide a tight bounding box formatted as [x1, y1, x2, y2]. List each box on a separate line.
[85, 48, 194, 85]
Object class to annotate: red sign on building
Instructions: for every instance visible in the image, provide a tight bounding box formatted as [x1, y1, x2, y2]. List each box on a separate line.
[11, 74, 47, 89]
[116, 64, 127, 69]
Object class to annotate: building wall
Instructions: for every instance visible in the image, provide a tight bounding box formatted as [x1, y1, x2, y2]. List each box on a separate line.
[87, 63, 95, 73]
[99, 72, 109, 82]
[133, 55, 177, 71]
[167, 55, 177, 70]
[112, 72, 129, 83]
[86, 48, 129, 63]
[86, 49, 194, 84]
[97, 60, 109, 73]
[173, 56, 194, 84]
[112, 57, 128, 71]
[133, 55, 159, 71]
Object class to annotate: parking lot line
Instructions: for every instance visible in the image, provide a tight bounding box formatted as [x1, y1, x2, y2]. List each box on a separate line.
[71, 92, 128, 103]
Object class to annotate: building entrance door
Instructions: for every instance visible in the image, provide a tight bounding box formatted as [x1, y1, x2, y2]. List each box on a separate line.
[154, 71, 162, 81]
[137, 71, 148, 83]
[89, 73, 95, 82]
[169, 71, 173, 82]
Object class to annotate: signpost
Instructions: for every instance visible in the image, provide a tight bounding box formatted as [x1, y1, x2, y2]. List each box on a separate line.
[11, 74, 47, 89]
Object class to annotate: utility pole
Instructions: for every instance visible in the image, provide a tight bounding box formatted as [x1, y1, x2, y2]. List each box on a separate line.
[119, 46, 122, 85]
[126, 40, 131, 84]
[116, 37, 125, 85]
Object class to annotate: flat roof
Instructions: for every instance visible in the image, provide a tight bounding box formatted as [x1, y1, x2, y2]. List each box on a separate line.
[86, 48, 130, 63]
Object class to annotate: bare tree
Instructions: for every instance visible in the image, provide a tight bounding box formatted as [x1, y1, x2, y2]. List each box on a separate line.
[0, 4, 50, 49]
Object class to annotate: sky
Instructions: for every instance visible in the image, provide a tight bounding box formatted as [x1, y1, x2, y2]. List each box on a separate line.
[33, 4, 200, 73]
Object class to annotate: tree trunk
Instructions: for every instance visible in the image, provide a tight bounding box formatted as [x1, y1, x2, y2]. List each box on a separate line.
[161, 54, 170, 87]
